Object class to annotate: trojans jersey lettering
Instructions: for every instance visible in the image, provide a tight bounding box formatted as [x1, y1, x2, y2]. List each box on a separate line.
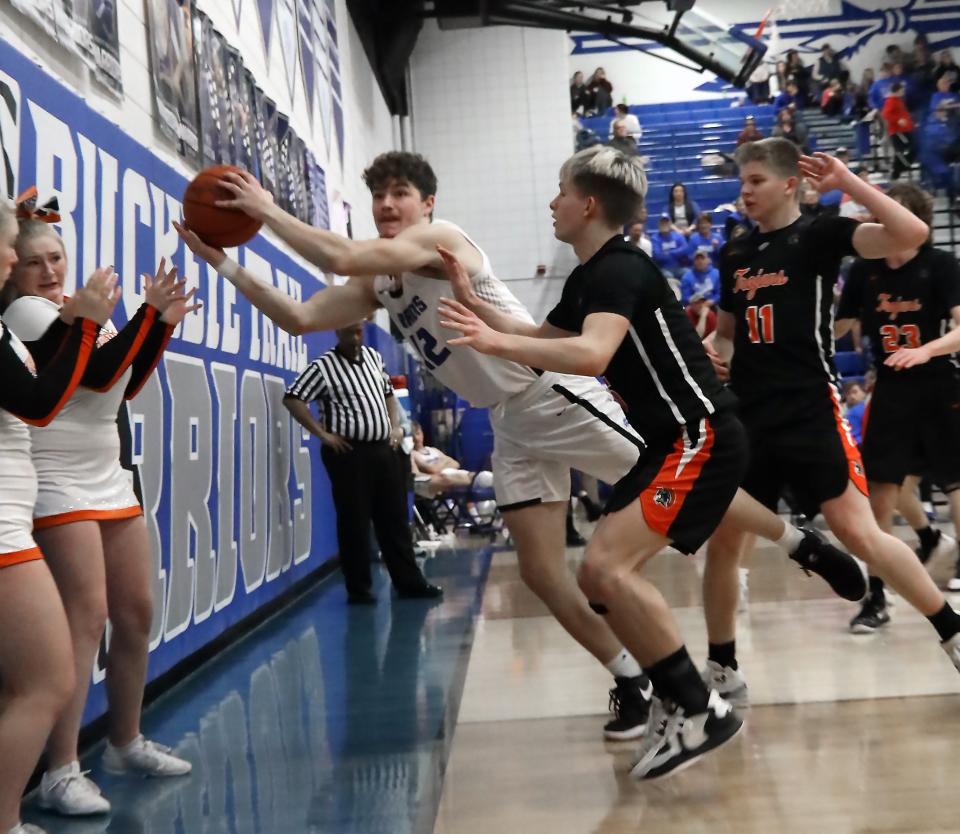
[373, 221, 539, 407]
[719, 214, 859, 409]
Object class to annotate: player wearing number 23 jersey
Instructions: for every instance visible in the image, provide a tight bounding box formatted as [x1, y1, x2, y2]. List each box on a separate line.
[719, 213, 866, 516]
[838, 244, 960, 488]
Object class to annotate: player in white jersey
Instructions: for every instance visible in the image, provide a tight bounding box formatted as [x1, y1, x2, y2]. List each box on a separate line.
[0, 200, 121, 834]
[175, 151, 864, 739]
[1, 214, 195, 818]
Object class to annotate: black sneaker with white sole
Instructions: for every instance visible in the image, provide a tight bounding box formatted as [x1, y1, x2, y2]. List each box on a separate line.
[630, 690, 742, 781]
[791, 528, 867, 602]
[603, 675, 652, 741]
[917, 530, 956, 567]
[849, 593, 891, 634]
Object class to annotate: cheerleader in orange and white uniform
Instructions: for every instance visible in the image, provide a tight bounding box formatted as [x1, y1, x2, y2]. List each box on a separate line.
[2, 193, 198, 818]
[0, 198, 119, 834]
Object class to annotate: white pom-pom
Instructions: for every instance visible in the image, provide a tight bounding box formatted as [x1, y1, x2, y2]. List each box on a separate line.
[2, 295, 61, 342]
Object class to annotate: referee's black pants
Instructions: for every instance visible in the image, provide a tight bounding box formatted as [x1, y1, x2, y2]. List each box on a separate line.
[321, 440, 426, 596]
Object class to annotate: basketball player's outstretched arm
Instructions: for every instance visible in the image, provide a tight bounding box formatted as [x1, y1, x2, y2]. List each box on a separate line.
[436, 246, 570, 339]
[886, 305, 960, 370]
[213, 170, 483, 279]
[799, 153, 929, 257]
[439, 298, 626, 377]
[174, 221, 380, 334]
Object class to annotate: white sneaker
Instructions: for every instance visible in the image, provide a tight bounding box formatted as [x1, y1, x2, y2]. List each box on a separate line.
[702, 659, 750, 709]
[942, 632, 960, 673]
[8, 824, 48, 834]
[37, 762, 110, 815]
[102, 735, 192, 777]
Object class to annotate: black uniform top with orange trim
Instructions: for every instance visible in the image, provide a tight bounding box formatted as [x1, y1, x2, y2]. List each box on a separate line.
[838, 245, 960, 381]
[547, 235, 735, 446]
[0, 317, 99, 426]
[25, 302, 173, 399]
[719, 214, 859, 424]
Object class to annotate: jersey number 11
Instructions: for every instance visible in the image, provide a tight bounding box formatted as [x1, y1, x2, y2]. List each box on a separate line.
[745, 304, 775, 344]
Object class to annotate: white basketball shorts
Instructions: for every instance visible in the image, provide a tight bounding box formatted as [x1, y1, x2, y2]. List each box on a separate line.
[490, 371, 644, 510]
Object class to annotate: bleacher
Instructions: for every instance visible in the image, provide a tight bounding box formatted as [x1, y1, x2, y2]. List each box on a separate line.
[581, 99, 776, 216]
[584, 99, 960, 256]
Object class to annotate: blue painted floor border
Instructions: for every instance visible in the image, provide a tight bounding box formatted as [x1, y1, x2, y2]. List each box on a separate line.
[25, 545, 494, 834]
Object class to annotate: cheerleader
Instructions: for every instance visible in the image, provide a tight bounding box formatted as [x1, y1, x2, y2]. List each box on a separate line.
[2, 193, 198, 817]
[0, 199, 118, 834]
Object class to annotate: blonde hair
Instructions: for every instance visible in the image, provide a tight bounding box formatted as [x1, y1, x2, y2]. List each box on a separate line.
[14, 218, 65, 260]
[559, 146, 648, 226]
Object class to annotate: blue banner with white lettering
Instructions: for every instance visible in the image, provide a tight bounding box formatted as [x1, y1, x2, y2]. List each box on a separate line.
[0, 37, 404, 725]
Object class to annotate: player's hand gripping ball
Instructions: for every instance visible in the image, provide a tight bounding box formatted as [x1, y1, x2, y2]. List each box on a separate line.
[183, 165, 263, 248]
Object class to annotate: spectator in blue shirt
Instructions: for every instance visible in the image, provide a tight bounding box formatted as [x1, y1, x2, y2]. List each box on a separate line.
[930, 73, 960, 117]
[843, 381, 867, 446]
[919, 103, 960, 191]
[869, 64, 894, 111]
[679, 250, 720, 305]
[686, 213, 724, 267]
[773, 81, 798, 112]
[651, 214, 688, 277]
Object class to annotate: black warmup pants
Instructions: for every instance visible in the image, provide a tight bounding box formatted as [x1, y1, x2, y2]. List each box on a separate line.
[321, 440, 425, 596]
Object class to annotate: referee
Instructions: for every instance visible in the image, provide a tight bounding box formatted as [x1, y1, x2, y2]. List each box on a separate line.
[284, 321, 442, 604]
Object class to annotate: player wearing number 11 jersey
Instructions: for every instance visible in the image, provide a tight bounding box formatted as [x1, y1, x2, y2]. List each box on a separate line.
[707, 139, 960, 687]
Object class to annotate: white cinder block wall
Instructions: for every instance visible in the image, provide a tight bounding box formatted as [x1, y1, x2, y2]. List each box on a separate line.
[0, 0, 395, 248]
[410, 22, 576, 321]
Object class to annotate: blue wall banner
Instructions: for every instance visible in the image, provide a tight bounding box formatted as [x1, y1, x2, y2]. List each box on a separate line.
[0, 36, 406, 725]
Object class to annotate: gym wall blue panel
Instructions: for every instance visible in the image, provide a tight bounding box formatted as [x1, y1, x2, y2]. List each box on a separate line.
[0, 38, 381, 726]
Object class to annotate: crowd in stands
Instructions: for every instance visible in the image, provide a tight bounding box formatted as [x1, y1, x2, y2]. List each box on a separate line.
[747, 38, 960, 192]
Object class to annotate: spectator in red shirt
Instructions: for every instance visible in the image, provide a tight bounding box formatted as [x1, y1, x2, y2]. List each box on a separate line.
[882, 82, 916, 179]
[736, 115, 763, 146]
[685, 292, 717, 338]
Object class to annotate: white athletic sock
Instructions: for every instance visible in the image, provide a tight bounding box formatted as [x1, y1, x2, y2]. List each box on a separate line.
[777, 524, 805, 554]
[604, 648, 642, 679]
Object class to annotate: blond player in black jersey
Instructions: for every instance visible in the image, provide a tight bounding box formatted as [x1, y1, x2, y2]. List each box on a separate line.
[706, 139, 960, 705]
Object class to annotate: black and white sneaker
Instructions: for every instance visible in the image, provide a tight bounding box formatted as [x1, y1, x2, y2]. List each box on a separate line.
[603, 675, 652, 741]
[849, 593, 891, 634]
[791, 528, 868, 602]
[630, 690, 742, 781]
[916, 530, 956, 567]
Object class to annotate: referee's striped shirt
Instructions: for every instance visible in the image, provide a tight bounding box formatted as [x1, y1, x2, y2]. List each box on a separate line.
[286, 345, 394, 441]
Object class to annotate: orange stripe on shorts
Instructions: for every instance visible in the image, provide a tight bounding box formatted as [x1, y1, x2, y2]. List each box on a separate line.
[639, 418, 716, 538]
[828, 383, 869, 498]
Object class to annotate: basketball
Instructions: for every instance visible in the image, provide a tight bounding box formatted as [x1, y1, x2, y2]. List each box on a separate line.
[182, 165, 263, 248]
